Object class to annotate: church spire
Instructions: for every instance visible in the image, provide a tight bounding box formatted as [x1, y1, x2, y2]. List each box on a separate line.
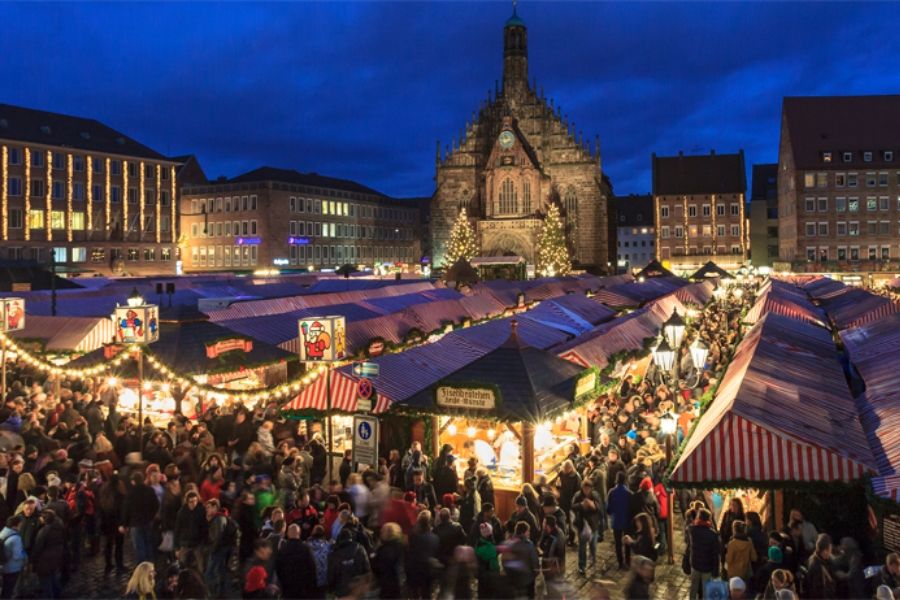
[503, 1, 528, 94]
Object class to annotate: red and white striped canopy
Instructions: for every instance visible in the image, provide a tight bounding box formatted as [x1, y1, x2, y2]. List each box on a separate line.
[283, 369, 392, 414]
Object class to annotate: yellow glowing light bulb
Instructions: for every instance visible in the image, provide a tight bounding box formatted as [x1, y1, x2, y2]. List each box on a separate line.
[447, 424, 457, 436]
[107, 377, 118, 386]
[466, 426, 476, 438]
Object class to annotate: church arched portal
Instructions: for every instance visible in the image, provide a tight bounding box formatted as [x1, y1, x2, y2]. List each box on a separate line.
[483, 231, 534, 263]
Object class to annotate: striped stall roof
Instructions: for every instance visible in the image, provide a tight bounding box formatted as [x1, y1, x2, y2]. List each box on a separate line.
[671, 312, 876, 485]
[818, 286, 899, 330]
[543, 294, 617, 326]
[458, 294, 507, 320]
[744, 282, 827, 328]
[840, 313, 900, 502]
[283, 370, 392, 414]
[672, 280, 715, 306]
[8, 315, 116, 352]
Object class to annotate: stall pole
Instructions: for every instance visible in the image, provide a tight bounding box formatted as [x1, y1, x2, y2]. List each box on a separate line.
[430, 416, 440, 459]
[137, 347, 144, 460]
[1, 340, 6, 403]
[522, 421, 535, 484]
[665, 434, 675, 564]
[326, 366, 333, 484]
[774, 489, 784, 530]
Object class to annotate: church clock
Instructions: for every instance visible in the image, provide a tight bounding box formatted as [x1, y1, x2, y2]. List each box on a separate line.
[498, 130, 515, 150]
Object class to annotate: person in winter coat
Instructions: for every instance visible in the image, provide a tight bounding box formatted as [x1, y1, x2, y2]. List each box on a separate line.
[719, 498, 746, 560]
[474, 521, 500, 600]
[174, 491, 208, 571]
[624, 512, 658, 563]
[652, 480, 671, 556]
[805, 534, 837, 600]
[205, 498, 237, 599]
[538, 515, 566, 593]
[276, 523, 319, 600]
[476, 469, 495, 509]
[687, 508, 720, 600]
[406, 510, 439, 599]
[372, 522, 404, 600]
[0, 515, 27, 600]
[505, 495, 540, 544]
[409, 470, 437, 510]
[540, 495, 568, 543]
[121, 472, 160, 565]
[630, 477, 660, 535]
[607, 471, 633, 569]
[242, 539, 273, 599]
[458, 477, 481, 534]
[97, 474, 126, 573]
[572, 479, 604, 575]
[432, 453, 459, 502]
[434, 507, 466, 567]
[624, 555, 656, 600]
[502, 521, 539, 599]
[725, 520, 757, 582]
[327, 527, 370, 598]
[32, 509, 66, 599]
[306, 525, 332, 595]
[556, 460, 581, 545]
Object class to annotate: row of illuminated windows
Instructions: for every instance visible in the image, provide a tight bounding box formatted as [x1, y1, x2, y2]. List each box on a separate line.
[803, 221, 894, 237]
[191, 220, 257, 238]
[660, 224, 741, 239]
[5, 148, 167, 179]
[670, 246, 743, 256]
[617, 240, 655, 248]
[659, 203, 740, 219]
[4, 177, 168, 204]
[804, 196, 898, 213]
[191, 245, 258, 267]
[288, 196, 414, 222]
[821, 150, 893, 164]
[803, 171, 900, 189]
[805, 246, 892, 262]
[11, 209, 169, 233]
[288, 221, 409, 240]
[286, 245, 413, 265]
[0, 246, 172, 263]
[190, 195, 258, 215]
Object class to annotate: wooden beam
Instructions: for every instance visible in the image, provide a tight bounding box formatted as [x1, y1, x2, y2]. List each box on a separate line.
[506, 422, 521, 441]
[774, 489, 784, 531]
[522, 421, 535, 484]
[431, 416, 441, 458]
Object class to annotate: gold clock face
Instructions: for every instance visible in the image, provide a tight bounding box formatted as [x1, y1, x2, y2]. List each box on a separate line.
[498, 130, 515, 150]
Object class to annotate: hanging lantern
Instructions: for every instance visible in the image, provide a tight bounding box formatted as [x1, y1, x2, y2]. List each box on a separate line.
[690, 338, 709, 370]
[663, 309, 686, 348]
[298, 316, 346, 362]
[0, 297, 26, 332]
[651, 337, 675, 372]
[112, 289, 159, 344]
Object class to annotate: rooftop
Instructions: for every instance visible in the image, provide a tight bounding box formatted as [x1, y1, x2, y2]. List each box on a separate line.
[0, 103, 169, 161]
[652, 150, 746, 196]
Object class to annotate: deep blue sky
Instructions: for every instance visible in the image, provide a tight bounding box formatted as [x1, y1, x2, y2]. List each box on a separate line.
[2, 2, 899, 198]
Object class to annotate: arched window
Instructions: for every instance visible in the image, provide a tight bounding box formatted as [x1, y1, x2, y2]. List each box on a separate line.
[523, 181, 531, 213]
[499, 179, 517, 214]
[564, 187, 578, 224]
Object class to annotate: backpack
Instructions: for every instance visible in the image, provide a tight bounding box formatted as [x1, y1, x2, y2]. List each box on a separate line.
[219, 515, 239, 548]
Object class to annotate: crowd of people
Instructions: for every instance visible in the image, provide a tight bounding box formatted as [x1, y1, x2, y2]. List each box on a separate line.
[0, 283, 896, 600]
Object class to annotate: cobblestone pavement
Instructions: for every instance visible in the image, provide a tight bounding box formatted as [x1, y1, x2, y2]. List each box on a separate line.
[53, 524, 689, 599]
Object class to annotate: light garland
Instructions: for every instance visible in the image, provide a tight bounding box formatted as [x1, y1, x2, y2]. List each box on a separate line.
[121, 160, 128, 238]
[66, 153, 73, 242]
[682, 195, 689, 255]
[155, 164, 161, 243]
[739, 192, 746, 257]
[170, 166, 177, 243]
[23, 148, 30, 241]
[139, 161, 145, 242]
[105, 158, 111, 238]
[710, 193, 717, 255]
[87, 156, 95, 236]
[45, 150, 52, 241]
[1, 145, 7, 241]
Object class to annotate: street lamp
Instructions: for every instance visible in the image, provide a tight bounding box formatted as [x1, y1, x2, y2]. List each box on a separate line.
[713, 286, 726, 304]
[663, 309, 686, 349]
[733, 287, 744, 300]
[659, 410, 677, 565]
[651, 337, 676, 372]
[690, 338, 709, 373]
[113, 288, 159, 459]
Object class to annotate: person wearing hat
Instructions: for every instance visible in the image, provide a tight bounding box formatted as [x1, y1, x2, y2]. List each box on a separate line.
[432, 446, 459, 501]
[243, 538, 273, 599]
[505, 494, 539, 544]
[572, 478, 605, 576]
[475, 521, 500, 599]
[538, 515, 566, 592]
[754, 545, 783, 595]
[728, 576, 748, 600]
[467, 502, 503, 547]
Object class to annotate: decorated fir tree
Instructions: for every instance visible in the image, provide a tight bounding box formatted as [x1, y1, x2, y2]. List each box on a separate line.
[444, 207, 479, 265]
[536, 202, 572, 276]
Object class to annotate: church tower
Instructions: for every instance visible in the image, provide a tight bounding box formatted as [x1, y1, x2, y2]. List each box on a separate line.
[503, 6, 528, 95]
[430, 6, 610, 274]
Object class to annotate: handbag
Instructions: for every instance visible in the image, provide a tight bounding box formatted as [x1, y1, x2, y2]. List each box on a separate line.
[681, 552, 692, 575]
[159, 530, 175, 553]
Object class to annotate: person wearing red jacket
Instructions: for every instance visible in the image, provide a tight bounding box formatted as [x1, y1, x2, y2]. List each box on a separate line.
[284, 491, 319, 540]
[653, 480, 670, 557]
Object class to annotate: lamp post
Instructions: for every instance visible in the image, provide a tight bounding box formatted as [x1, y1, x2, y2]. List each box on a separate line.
[659, 411, 677, 564]
[662, 309, 686, 389]
[113, 288, 159, 459]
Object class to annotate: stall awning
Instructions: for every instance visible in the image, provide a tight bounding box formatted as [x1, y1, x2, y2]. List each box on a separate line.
[689, 261, 733, 281]
[671, 312, 876, 485]
[283, 370, 392, 414]
[7, 315, 115, 353]
[744, 280, 827, 328]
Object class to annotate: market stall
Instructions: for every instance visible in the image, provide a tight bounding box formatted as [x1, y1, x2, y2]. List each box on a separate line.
[394, 320, 598, 519]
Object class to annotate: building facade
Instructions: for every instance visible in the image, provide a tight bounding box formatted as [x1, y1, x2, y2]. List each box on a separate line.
[778, 95, 900, 271]
[431, 8, 610, 272]
[613, 194, 654, 272]
[749, 163, 779, 267]
[0, 103, 198, 276]
[180, 167, 422, 272]
[653, 150, 747, 272]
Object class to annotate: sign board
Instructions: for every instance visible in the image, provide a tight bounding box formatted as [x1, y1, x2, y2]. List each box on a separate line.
[436, 386, 497, 411]
[205, 338, 253, 359]
[113, 304, 159, 344]
[357, 378, 374, 400]
[575, 371, 597, 399]
[356, 397, 373, 413]
[366, 339, 385, 358]
[352, 415, 378, 467]
[0, 298, 26, 332]
[884, 512, 900, 553]
[352, 362, 380, 378]
[298, 316, 346, 362]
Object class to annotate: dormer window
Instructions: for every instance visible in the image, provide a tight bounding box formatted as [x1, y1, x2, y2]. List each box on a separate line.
[863, 151, 873, 162]
[884, 151, 894, 162]
[823, 152, 833, 163]
[843, 152, 853, 163]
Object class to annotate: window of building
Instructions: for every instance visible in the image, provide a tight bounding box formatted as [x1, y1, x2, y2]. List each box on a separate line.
[660, 226, 670, 239]
[8, 148, 21, 165]
[143, 248, 155, 261]
[73, 182, 84, 201]
[161, 216, 170, 232]
[701, 204, 710, 217]
[729, 203, 739, 216]
[879, 221, 890, 235]
[674, 226, 683, 238]
[837, 222, 847, 236]
[868, 246, 877, 260]
[660, 206, 669, 219]
[884, 151, 894, 162]
[867, 221, 877, 235]
[31, 179, 44, 198]
[716, 225, 725, 237]
[250, 220, 257, 235]
[804, 173, 815, 188]
[805, 222, 816, 237]
[804, 197, 815, 212]
[842, 152, 853, 163]
[716, 204, 725, 216]
[51, 152, 64, 170]
[816, 172, 827, 188]
[836, 197, 846, 212]
[9, 208, 22, 229]
[701, 224, 712, 237]
[835, 173, 845, 187]
[69, 247, 86, 263]
[882, 246, 891, 260]
[867, 197, 877, 211]
[688, 205, 697, 217]
[817, 197, 827, 212]
[7, 177, 21, 197]
[71, 211, 85, 230]
[837, 247, 847, 261]
[850, 246, 859, 260]
[27, 210, 44, 229]
[879, 172, 889, 186]
[31, 151, 44, 168]
[866, 173, 876, 187]
[879, 196, 889, 211]
[863, 152, 873, 163]
[730, 224, 740, 237]
[143, 165, 153, 179]
[848, 197, 859, 212]
[823, 152, 832, 163]
[818, 222, 828, 236]
[806, 247, 816, 261]
[849, 222, 859, 236]
[564, 188, 577, 222]
[127, 248, 139, 261]
[128, 188, 138, 204]
[847, 173, 858, 187]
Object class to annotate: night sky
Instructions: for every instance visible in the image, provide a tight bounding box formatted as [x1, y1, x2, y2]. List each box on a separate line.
[2, 2, 899, 198]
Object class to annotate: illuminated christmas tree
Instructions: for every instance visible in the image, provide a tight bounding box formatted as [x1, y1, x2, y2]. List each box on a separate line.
[536, 202, 572, 276]
[445, 207, 479, 265]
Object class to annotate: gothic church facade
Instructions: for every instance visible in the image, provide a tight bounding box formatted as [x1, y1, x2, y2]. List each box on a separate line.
[431, 8, 611, 272]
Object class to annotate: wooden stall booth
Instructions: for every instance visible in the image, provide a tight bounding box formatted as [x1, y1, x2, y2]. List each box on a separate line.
[395, 320, 598, 520]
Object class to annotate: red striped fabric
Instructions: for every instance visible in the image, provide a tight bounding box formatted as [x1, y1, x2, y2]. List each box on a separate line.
[283, 370, 392, 414]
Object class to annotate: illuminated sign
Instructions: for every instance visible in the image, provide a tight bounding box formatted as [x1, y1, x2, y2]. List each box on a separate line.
[436, 386, 497, 410]
[205, 338, 253, 359]
[1, 298, 26, 332]
[235, 237, 261, 246]
[272, 258, 289, 266]
[113, 304, 159, 344]
[298, 316, 346, 362]
[288, 237, 310, 245]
